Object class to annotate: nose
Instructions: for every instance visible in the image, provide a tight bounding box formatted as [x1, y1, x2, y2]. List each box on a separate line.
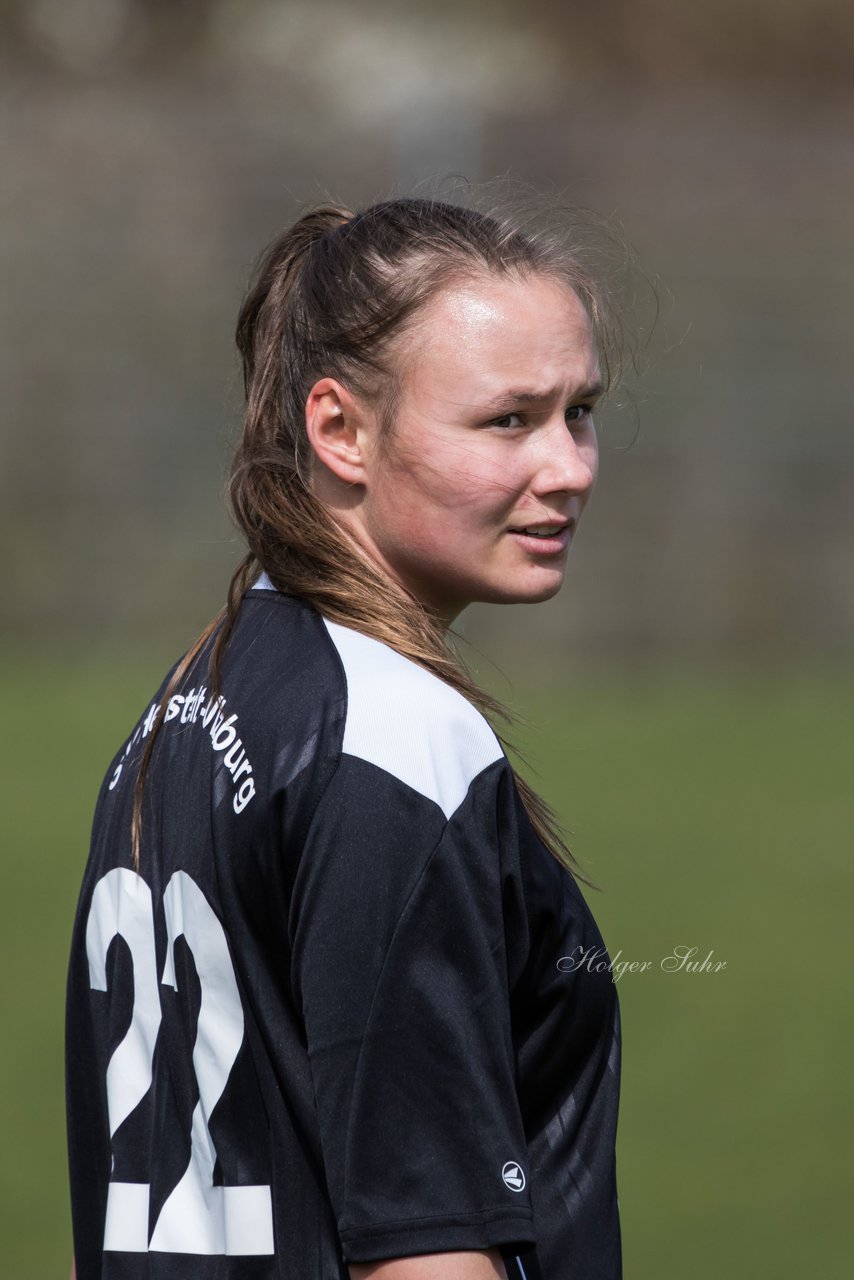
[530, 417, 598, 503]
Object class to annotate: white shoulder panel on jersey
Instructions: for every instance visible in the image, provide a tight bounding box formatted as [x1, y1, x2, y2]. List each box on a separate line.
[252, 571, 504, 818]
[322, 618, 504, 819]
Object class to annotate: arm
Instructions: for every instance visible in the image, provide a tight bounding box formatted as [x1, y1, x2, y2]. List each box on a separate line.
[293, 751, 534, 1267]
[350, 1249, 508, 1279]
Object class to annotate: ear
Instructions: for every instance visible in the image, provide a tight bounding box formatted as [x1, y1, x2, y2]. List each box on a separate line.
[304, 377, 374, 487]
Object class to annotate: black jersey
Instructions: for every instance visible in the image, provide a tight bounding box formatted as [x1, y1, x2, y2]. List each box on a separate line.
[66, 577, 622, 1279]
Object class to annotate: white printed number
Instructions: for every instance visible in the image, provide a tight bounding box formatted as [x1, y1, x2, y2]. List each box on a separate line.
[86, 868, 274, 1256]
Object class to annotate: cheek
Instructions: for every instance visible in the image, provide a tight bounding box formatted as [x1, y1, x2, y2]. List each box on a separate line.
[584, 429, 600, 478]
[385, 444, 512, 530]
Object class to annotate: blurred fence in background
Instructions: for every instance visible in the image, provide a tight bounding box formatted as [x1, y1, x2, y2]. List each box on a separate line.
[2, 0, 852, 667]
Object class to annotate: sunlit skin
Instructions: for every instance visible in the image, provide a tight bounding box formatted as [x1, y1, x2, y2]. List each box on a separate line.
[348, 1248, 508, 1280]
[306, 271, 602, 627]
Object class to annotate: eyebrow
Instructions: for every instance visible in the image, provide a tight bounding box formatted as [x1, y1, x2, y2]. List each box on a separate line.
[483, 382, 604, 411]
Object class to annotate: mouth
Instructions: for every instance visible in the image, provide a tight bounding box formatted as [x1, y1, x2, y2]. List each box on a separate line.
[506, 520, 574, 554]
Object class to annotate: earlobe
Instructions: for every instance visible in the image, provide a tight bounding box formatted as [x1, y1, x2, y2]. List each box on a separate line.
[305, 378, 370, 487]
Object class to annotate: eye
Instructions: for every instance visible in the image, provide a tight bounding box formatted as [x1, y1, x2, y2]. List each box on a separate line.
[566, 403, 594, 425]
[490, 412, 525, 429]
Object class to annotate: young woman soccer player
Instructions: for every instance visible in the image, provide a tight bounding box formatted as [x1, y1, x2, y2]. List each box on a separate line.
[66, 196, 624, 1280]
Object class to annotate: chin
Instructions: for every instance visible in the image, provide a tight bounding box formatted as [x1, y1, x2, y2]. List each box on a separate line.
[520, 582, 565, 605]
[479, 574, 567, 607]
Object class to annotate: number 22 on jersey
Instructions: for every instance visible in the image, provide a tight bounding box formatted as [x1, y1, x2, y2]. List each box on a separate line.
[86, 868, 274, 1256]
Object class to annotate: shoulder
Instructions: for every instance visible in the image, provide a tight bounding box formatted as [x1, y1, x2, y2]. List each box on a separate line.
[321, 617, 504, 820]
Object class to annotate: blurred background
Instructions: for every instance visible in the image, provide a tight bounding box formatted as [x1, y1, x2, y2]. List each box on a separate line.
[1, 0, 851, 1275]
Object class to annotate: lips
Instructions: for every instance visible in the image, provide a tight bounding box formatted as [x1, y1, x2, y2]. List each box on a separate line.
[510, 527, 567, 538]
[507, 520, 574, 537]
[506, 520, 574, 554]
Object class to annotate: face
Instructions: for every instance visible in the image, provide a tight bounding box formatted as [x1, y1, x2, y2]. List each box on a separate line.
[346, 271, 601, 625]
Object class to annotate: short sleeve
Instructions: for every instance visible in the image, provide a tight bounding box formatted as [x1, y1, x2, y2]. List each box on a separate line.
[289, 752, 536, 1264]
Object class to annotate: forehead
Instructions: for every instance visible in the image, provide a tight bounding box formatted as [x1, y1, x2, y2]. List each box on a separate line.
[400, 271, 600, 400]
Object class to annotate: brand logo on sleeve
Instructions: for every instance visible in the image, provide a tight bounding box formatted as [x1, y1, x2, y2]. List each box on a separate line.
[502, 1161, 526, 1192]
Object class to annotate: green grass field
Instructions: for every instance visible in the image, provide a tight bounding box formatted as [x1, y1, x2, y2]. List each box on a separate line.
[2, 650, 850, 1278]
